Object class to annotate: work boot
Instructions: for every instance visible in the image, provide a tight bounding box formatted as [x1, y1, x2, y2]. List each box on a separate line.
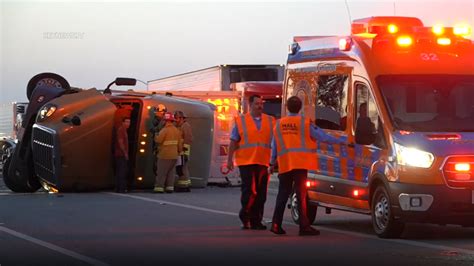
[241, 221, 251, 230]
[251, 222, 267, 230]
[299, 226, 320, 236]
[153, 186, 164, 193]
[270, 224, 286, 235]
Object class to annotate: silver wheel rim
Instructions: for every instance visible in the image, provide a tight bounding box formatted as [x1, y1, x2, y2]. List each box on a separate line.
[291, 193, 299, 221]
[374, 194, 390, 231]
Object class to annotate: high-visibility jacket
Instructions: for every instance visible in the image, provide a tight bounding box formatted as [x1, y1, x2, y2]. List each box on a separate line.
[274, 115, 317, 173]
[234, 113, 274, 166]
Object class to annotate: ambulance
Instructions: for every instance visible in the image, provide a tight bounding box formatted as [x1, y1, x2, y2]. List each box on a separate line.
[284, 16, 474, 238]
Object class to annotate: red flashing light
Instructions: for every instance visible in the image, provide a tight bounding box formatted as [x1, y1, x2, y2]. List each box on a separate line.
[339, 38, 352, 51]
[397, 36, 413, 47]
[454, 163, 470, 172]
[352, 189, 364, 197]
[387, 24, 398, 34]
[437, 37, 451, 46]
[306, 181, 317, 188]
[453, 24, 471, 36]
[432, 24, 445, 36]
[426, 134, 461, 140]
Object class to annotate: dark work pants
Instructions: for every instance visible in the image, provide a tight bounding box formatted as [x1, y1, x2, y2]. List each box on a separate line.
[272, 169, 311, 230]
[115, 156, 128, 192]
[238, 164, 269, 225]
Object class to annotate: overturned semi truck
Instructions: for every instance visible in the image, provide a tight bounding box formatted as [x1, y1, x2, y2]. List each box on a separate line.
[2, 73, 214, 192]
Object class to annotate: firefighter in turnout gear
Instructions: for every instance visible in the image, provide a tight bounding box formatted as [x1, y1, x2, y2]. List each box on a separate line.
[154, 112, 182, 193]
[227, 94, 275, 230]
[174, 110, 193, 192]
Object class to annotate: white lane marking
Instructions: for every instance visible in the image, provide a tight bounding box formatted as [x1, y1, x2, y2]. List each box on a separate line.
[108, 192, 474, 256]
[0, 226, 109, 266]
[106, 192, 237, 216]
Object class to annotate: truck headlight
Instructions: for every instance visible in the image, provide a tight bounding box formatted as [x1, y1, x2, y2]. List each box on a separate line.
[394, 143, 434, 168]
[38, 104, 57, 121]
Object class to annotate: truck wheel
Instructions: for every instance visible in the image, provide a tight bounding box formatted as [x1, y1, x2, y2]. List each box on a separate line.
[290, 192, 317, 225]
[2, 155, 40, 193]
[2, 156, 25, 192]
[26, 73, 70, 101]
[371, 185, 405, 238]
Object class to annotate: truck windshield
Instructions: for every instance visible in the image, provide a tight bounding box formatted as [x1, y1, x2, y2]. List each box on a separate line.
[263, 99, 281, 118]
[377, 75, 474, 132]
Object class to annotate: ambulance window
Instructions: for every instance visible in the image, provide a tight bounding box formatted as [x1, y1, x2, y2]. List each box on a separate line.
[315, 75, 349, 131]
[294, 79, 313, 119]
[355, 84, 385, 147]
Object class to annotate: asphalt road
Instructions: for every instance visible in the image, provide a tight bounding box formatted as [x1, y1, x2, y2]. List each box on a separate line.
[1, 177, 474, 266]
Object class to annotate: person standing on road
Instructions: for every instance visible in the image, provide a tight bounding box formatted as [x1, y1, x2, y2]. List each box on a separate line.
[269, 96, 345, 236]
[227, 94, 275, 230]
[174, 111, 193, 192]
[154, 112, 182, 193]
[114, 117, 131, 193]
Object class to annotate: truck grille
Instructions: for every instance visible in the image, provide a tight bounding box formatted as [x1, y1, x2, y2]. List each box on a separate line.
[442, 156, 474, 189]
[32, 125, 59, 184]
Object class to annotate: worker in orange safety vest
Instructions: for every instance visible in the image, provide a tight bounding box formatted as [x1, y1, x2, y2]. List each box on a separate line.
[269, 96, 345, 236]
[227, 94, 275, 230]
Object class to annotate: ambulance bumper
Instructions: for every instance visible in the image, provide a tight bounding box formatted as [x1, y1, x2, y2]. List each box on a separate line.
[389, 182, 474, 226]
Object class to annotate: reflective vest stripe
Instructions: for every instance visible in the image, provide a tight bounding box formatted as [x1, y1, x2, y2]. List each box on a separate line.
[277, 147, 317, 156]
[163, 140, 178, 145]
[240, 115, 249, 144]
[300, 115, 306, 147]
[239, 143, 271, 149]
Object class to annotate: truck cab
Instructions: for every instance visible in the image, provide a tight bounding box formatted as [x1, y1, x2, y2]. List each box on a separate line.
[3, 73, 214, 192]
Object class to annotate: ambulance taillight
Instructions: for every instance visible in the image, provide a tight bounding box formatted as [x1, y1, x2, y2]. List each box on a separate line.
[443, 157, 474, 186]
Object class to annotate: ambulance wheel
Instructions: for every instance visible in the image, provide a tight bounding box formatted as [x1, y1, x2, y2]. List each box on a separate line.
[290, 192, 317, 225]
[26, 73, 70, 100]
[371, 185, 405, 238]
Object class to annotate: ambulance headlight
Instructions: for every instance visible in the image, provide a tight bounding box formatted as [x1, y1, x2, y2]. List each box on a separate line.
[38, 104, 57, 121]
[394, 143, 434, 168]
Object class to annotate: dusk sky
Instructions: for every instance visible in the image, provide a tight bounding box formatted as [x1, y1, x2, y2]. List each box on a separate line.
[1, 0, 473, 103]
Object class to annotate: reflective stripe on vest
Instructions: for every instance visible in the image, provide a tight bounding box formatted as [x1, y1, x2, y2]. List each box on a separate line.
[182, 143, 191, 156]
[163, 140, 178, 145]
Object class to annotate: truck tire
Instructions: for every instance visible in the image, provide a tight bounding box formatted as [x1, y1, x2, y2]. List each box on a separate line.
[2, 156, 26, 192]
[3, 154, 40, 193]
[290, 191, 317, 225]
[26, 73, 70, 101]
[371, 185, 405, 238]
